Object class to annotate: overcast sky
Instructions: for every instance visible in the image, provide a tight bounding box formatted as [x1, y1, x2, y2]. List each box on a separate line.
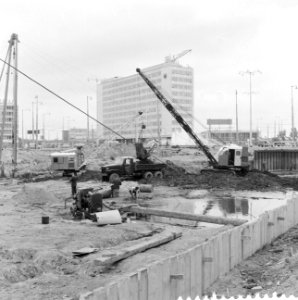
[1, 0, 298, 139]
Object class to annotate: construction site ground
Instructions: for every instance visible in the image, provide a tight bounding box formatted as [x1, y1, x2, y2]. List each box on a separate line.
[2, 146, 298, 299]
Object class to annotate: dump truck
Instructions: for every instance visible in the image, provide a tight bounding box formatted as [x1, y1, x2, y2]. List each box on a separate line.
[101, 143, 166, 181]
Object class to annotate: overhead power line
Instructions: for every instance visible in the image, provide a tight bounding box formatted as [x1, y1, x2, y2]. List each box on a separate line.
[0, 57, 125, 140]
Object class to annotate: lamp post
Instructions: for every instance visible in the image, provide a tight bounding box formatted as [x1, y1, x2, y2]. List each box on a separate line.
[291, 85, 298, 140]
[87, 96, 92, 143]
[42, 113, 51, 142]
[22, 109, 29, 148]
[239, 70, 261, 146]
[31, 101, 35, 144]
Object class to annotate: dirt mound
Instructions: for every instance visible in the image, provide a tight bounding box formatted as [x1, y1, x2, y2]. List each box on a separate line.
[2, 264, 42, 283]
[34, 250, 70, 270]
[13, 185, 59, 207]
[162, 169, 298, 191]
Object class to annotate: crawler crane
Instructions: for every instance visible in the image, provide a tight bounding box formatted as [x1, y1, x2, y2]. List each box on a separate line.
[136, 68, 249, 174]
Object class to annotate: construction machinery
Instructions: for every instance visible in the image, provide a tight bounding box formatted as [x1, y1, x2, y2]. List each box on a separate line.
[101, 142, 166, 182]
[136, 68, 249, 173]
[70, 187, 104, 220]
[50, 145, 86, 176]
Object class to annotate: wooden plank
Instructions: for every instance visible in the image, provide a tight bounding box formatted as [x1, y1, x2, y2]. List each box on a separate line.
[169, 256, 180, 300]
[138, 268, 148, 300]
[267, 209, 275, 243]
[148, 262, 163, 300]
[189, 247, 198, 299]
[128, 273, 139, 300]
[294, 194, 298, 224]
[106, 282, 118, 300]
[211, 237, 220, 284]
[241, 225, 251, 260]
[230, 226, 242, 266]
[188, 245, 202, 299]
[117, 277, 130, 300]
[90, 287, 107, 300]
[161, 258, 171, 300]
[184, 251, 191, 298]
[176, 254, 186, 299]
[122, 206, 247, 226]
[202, 242, 212, 293]
[94, 230, 181, 265]
[219, 231, 230, 275]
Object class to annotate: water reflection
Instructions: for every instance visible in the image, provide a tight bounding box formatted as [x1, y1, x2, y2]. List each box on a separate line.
[141, 190, 286, 227]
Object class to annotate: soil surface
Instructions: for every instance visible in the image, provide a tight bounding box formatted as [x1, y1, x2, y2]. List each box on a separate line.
[1, 146, 298, 299]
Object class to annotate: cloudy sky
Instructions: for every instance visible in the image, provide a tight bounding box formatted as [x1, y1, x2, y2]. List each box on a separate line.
[1, 0, 298, 139]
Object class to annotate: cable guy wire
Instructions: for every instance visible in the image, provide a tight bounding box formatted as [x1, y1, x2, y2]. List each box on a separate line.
[0, 57, 125, 140]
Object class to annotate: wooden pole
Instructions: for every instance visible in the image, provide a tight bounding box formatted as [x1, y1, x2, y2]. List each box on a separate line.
[0, 37, 13, 163]
[122, 206, 247, 226]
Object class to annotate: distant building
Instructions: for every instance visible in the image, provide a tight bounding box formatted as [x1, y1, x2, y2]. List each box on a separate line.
[97, 60, 194, 145]
[63, 128, 88, 144]
[0, 101, 15, 145]
[201, 130, 259, 144]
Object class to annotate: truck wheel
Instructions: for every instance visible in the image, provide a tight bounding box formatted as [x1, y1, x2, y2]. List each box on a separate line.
[154, 171, 163, 179]
[143, 171, 153, 180]
[109, 173, 120, 183]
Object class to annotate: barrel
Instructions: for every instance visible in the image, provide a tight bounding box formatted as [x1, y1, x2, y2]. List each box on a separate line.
[95, 210, 122, 225]
[139, 184, 153, 193]
[41, 216, 49, 224]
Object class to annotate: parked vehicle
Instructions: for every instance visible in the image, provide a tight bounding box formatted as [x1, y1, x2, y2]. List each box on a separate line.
[50, 145, 86, 176]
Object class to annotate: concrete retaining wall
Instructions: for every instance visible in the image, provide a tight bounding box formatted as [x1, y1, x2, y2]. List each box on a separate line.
[80, 192, 298, 300]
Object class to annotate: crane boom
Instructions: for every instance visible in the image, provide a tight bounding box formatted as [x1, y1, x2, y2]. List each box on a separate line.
[136, 68, 218, 167]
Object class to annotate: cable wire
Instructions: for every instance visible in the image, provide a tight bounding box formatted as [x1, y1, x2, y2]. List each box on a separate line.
[0, 57, 125, 140]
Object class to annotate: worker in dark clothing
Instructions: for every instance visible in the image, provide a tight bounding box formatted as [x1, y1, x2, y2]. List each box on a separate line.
[70, 173, 78, 198]
[129, 186, 140, 201]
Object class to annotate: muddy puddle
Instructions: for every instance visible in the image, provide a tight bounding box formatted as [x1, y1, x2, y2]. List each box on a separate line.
[139, 189, 289, 228]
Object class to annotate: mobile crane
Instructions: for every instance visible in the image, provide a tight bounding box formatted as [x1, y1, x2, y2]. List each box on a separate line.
[136, 68, 249, 173]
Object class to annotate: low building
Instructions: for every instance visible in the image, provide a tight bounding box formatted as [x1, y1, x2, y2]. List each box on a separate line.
[201, 130, 259, 144]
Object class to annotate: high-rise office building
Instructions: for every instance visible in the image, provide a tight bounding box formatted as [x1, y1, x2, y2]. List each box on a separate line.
[97, 61, 194, 145]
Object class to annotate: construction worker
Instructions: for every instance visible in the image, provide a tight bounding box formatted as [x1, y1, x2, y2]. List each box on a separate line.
[110, 178, 122, 197]
[70, 173, 78, 198]
[129, 186, 140, 201]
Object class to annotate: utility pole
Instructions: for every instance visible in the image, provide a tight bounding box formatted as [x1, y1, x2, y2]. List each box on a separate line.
[12, 33, 19, 170]
[35, 95, 39, 148]
[31, 102, 35, 143]
[291, 85, 298, 140]
[235, 90, 239, 144]
[239, 70, 261, 146]
[0, 34, 14, 164]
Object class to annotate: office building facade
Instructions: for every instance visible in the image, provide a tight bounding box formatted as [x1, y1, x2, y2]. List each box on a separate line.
[97, 61, 194, 145]
[0, 101, 15, 145]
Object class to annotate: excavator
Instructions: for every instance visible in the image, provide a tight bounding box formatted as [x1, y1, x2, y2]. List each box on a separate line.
[136, 68, 250, 174]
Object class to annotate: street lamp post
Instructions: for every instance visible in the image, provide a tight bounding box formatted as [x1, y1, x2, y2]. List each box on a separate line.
[31, 101, 35, 144]
[87, 96, 92, 143]
[239, 70, 261, 146]
[291, 85, 298, 140]
[22, 109, 29, 148]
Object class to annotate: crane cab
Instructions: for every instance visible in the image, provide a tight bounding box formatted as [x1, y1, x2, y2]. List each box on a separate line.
[217, 145, 249, 169]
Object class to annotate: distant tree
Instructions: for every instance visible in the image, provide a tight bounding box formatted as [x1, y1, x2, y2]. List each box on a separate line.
[290, 127, 298, 140]
[277, 130, 286, 140]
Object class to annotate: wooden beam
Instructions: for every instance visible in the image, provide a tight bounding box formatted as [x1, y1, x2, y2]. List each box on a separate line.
[94, 230, 182, 265]
[121, 206, 247, 226]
